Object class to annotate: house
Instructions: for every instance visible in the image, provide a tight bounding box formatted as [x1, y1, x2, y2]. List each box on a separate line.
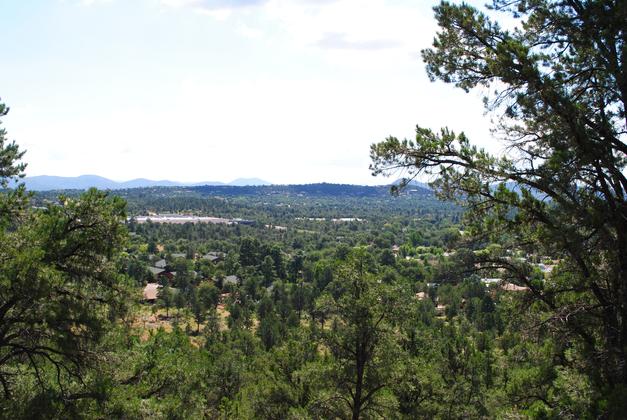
[415, 292, 427, 300]
[538, 263, 555, 273]
[171, 253, 186, 259]
[233, 218, 255, 226]
[265, 224, 287, 231]
[159, 271, 176, 282]
[154, 259, 167, 269]
[148, 266, 165, 280]
[481, 278, 501, 286]
[142, 283, 162, 302]
[224, 275, 240, 286]
[202, 252, 225, 263]
[501, 282, 529, 292]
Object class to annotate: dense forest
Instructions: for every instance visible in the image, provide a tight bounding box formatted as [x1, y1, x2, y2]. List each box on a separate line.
[2, 0, 626, 418]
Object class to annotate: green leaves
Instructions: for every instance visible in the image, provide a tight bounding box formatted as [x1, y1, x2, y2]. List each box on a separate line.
[0, 101, 26, 188]
[0, 102, 130, 407]
[370, 1, 627, 412]
[308, 248, 406, 418]
[0, 189, 129, 371]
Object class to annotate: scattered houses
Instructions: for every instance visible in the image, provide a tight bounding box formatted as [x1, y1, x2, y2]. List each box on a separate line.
[131, 214, 262, 226]
[148, 258, 176, 282]
[133, 214, 234, 225]
[481, 278, 529, 292]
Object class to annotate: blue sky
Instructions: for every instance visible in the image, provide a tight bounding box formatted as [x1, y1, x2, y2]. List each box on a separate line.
[1, 0, 494, 185]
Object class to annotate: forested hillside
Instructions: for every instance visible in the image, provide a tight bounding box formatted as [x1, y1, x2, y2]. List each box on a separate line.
[1, 134, 613, 418]
[1, 0, 626, 418]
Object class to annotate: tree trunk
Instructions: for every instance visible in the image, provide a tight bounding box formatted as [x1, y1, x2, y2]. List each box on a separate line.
[352, 340, 365, 420]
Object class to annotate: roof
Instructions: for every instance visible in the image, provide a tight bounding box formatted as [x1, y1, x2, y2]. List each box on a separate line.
[415, 292, 427, 300]
[481, 278, 501, 285]
[154, 259, 167, 269]
[538, 263, 555, 273]
[501, 282, 529, 292]
[202, 252, 225, 262]
[171, 253, 186, 259]
[148, 267, 165, 276]
[143, 283, 162, 301]
[224, 275, 239, 285]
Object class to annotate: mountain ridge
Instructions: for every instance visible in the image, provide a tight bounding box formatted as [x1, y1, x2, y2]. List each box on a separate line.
[11, 175, 435, 192]
[14, 175, 272, 191]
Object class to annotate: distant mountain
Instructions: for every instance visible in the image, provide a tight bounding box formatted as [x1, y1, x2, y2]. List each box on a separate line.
[119, 178, 184, 189]
[227, 178, 271, 186]
[14, 175, 436, 194]
[192, 181, 226, 186]
[391, 178, 432, 190]
[14, 175, 272, 191]
[20, 175, 120, 191]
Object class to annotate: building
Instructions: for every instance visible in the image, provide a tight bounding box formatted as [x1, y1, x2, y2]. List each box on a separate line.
[415, 292, 428, 300]
[481, 278, 501, 286]
[232, 218, 255, 226]
[142, 283, 162, 302]
[501, 282, 529, 292]
[148, 266, 165, 280]
[202, 252, 225, 263]
[224, 275, 240, 286]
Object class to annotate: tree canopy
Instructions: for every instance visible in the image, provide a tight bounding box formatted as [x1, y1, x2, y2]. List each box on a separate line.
[371, 0, 627, 408]
[0, 100, 130, 407]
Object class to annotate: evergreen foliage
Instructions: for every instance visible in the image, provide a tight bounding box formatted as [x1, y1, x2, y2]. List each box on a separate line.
[371, 0, 627, 414]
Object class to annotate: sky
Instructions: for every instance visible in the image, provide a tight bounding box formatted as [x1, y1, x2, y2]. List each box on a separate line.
[1, 0, 496, 185]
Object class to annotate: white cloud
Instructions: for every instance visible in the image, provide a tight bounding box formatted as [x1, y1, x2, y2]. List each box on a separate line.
[314, 32, 402, 50]
[160, 0, 435, 57]
[236, 22, 264, 39]
[161, 0, 267, 11]
[5, 0, 495, 184]
[76, 0, 114, 5]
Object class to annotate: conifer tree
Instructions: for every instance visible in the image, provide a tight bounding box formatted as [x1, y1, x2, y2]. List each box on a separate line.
[370, 0, 627, 409]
